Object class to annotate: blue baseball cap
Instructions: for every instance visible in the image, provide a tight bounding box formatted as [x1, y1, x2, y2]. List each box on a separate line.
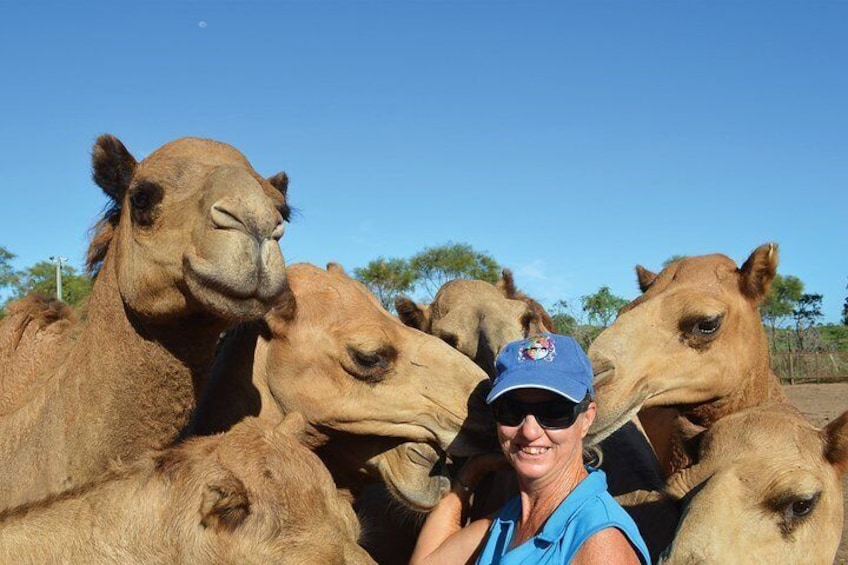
[486, 333, 595, 404]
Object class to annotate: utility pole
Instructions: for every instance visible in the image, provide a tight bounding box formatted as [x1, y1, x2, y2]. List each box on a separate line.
[49, 256, 67, 301]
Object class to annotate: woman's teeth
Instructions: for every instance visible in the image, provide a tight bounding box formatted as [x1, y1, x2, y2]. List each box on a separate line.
[521, 446, 550, 455]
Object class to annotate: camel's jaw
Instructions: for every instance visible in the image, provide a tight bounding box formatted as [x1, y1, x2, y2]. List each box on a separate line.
[587, 367, 649, 445]
[375, 442, 451, 512]
[183, 234, 289, 322]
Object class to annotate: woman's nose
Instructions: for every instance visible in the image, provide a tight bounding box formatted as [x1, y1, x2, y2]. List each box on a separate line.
[518, 414, 544, 440]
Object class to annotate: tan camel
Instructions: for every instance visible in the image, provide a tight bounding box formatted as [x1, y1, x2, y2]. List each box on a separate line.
[0, 135, 291, 508]
[189, 262, 496, 511]
[395, 269, 550, 377]
[588, 243, 786, 476]
[660, 403, 848, 564]
[0, 414, 375, 565]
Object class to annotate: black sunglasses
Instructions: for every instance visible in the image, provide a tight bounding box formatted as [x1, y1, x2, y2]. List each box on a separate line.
[492, 394, 590, 430]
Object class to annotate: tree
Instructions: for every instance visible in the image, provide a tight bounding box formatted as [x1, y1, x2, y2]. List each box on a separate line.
[353, 257, 415, 312]
[760, 274, 804, 348]
[11, 260, 93, 307]
[842, 279, 848, 326]
[550, 299, 578, 336]
[580, 286, 628, 328]
[409, 242, 500, 299]
[793, 293, 823, 351]
[0, 246, 18, 292]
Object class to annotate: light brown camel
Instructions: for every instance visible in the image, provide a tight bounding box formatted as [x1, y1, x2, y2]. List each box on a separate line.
[660, 402, 848, 564]
[0, 135, 291, 509]
[189, 262, 496, 511]
[0, 414, 375, 565]
[395, 269, 551, 377]
[588, 243, 786, 476]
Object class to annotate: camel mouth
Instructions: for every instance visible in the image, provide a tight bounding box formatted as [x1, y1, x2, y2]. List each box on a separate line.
[183, 239, 289, 320]
[377, 442, 452, 512]
[586, 402, 643, 447]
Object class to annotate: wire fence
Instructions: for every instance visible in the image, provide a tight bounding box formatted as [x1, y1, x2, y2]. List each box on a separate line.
[772, 351, 848, 384]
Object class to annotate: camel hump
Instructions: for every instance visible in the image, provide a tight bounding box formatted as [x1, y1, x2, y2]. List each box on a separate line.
[0, 293, 77, 414]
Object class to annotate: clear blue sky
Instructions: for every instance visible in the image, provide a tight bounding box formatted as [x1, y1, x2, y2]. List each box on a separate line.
[1, 1, 846, 322]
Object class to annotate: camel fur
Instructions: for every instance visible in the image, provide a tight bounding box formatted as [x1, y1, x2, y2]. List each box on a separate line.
[0, 415, 375, 565]
[660, 403, 848, 564]
[0, 135, 291, 508]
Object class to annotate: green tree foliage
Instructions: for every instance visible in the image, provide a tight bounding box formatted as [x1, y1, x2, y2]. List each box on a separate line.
[760, 274, 804, 345]
[0, 246, 18, 292]
[11, 260, 93, 307]
[409, 242, 500, 299]
[842, 279, 848, 326]
[793, 293, 823, 351]
[550, 299, 577, 336]
[580, 286, 628, 328]
[353, 257, 415, 311]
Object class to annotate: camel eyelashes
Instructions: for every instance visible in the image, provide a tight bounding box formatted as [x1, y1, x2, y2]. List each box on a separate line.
[692, 315, 722, 336]
[345, 345, 397, 383]
[678, 314, 724, 350]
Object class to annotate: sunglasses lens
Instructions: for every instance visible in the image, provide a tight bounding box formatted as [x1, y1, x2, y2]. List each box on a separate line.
[493, 397, 586, 429]
[492, 397, 525, 427]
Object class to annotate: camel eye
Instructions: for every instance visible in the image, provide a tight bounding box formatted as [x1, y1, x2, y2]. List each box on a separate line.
[344, 345, 396, 384]
[771, 491, 820, 535]
[692, 316, 722, 336]
[128, 181, 163, 226]
[679, 313, 724, 350]
[789, 497, 815, 518]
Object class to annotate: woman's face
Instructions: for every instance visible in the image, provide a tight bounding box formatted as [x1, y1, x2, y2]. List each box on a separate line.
[496, 388, 596, 485]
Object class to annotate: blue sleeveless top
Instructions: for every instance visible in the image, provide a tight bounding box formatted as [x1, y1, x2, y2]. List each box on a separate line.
[475, 467, 650, 565]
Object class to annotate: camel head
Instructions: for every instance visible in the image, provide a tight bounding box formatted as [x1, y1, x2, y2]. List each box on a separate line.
[660, 403, 848, 564]
[166, 414, 374, 564]
[257, 263, 497, 511]
[588, 243, 779, 444]
[86, 135, 291, 325]
[395, 270, 550, 378]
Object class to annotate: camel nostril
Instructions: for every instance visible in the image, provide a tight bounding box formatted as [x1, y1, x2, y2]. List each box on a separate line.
[210, 202, 247, 232]
[270, 221, 284, 241]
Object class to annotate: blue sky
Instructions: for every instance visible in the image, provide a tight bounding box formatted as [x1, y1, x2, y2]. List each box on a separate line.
[1, 1, 846, 322]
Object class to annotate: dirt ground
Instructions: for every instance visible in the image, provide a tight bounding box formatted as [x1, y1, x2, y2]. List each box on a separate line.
[783, 382, 848, 565]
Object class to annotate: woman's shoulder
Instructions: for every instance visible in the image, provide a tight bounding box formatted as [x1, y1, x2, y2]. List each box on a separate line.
[570, 527, 644, 565]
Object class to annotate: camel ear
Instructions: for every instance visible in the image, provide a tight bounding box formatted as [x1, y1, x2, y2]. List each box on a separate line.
[496, 269, 517, 298]
[738, 243, 779, 301]
[636, 265, 656, 293]
[200, 473, 251, 533]
[395, 296, 430, 331]
[265, 286, 298, 335]
[823, 410, 848, 476]
[266, 171, 289, 198]
[326, 262, 346, 275]
[92, 134, 137, 202]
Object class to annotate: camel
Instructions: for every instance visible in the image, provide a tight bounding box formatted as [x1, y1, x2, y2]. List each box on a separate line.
[0, 134, 291, 508]
[189, 262, 497, 512]
[395, 269, 551, 377]
[660, 402, 848, 564]
[588, 243, 786, 476]
[0, 414, 375, 564]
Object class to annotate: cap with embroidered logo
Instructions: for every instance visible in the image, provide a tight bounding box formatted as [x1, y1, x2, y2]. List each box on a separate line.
[486, 333, 595, 404]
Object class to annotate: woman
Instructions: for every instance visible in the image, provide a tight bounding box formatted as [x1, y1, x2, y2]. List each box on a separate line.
[411, 333, 650, 564]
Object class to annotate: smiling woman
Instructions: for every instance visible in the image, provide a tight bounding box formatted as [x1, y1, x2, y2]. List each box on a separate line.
[410, 333, 651, 565]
